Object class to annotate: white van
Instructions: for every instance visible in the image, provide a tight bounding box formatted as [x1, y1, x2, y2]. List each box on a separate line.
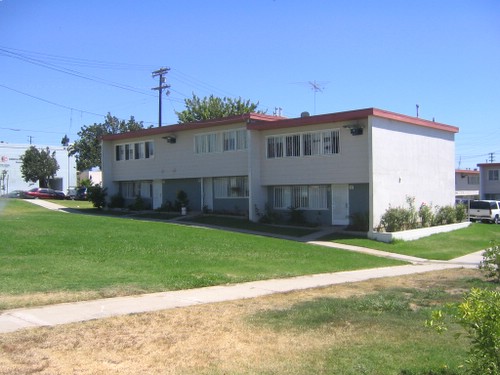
[469, 200, 500, 224]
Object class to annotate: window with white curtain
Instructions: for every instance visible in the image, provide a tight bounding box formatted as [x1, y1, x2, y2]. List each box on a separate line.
[273, 185, 329, 210]
[214, 176, 249, 198]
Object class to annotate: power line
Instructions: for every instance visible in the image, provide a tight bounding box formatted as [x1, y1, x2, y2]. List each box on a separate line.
[0, 47, 155, 97]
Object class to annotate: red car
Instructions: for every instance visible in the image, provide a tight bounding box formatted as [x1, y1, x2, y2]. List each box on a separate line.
[25, 187, 58, 199]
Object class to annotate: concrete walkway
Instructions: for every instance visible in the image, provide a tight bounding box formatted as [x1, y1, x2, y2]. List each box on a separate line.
[0, 199, 484, 334]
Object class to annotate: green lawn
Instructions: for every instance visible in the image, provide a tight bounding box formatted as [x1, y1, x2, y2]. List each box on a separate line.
[322, 223, 500, 260]
[0, 199, 403, 297]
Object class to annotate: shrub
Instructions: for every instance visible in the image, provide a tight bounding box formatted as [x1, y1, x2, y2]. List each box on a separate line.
[455, 203, 467, 223]
[129, 195, 150, 211]
[349, 212, 369, 231]
[255, 203, 281, 224]
[174, 190, 189, 211]
[418, 203, 434, 228]
[379, 206, 406, 232]
[289, 206, 306, 225]
[426, 288, 500, 374]
[433, 206, 457, 225]
[480, 242, 500, 283]
[108, 193, 125, 209]
[87, 184, 107, 209]
[157, 200, 174, 212]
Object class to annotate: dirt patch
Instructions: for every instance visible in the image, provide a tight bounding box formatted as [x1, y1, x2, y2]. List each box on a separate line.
[0, 268, 487, 374]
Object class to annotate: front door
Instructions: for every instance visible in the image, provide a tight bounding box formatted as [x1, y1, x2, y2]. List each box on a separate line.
[332, 184, 349, 225]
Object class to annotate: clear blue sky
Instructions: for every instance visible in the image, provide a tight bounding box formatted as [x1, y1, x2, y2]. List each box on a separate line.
[1, 0, 499, 170]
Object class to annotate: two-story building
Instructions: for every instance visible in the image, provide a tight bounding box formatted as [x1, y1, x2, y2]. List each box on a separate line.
[478, 163, 500, 200]
[455, 169, 480, 202]
[101, 108, 458, 234]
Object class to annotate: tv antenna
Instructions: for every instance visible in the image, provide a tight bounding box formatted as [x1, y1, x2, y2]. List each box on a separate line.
[307, 81, 329, 114]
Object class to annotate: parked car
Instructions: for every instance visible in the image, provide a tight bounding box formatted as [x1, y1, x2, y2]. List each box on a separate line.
[54, 190, 66, 200]
[75, 187, 88, 200]
[24, 187, 58, 199]
[66, 187, 77, 200]
[469, 200, 500, 224]
[2, 190, 26, 198]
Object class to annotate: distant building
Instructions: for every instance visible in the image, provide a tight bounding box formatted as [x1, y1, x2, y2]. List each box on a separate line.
[455, 169, 480, 201]
[478, 163, 500, 200]
[0, 143, 77, 195]
[78, 168, 102, 186]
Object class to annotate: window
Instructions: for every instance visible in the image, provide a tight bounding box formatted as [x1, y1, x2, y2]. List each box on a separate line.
[125, 144, 133, 160]
[223, 131, 236, 151]
[323, 130, 340, 154]
[489, 170, 499, 181]
[115, 145, 124, 161]
[120, 181, 152, 199]
[286, 134, 301, 157]
[214, 176, 248, 198]
[267, 129, 340, 159]
[267, 136, 284, 158]
[195, 129, 247, 154]
[303, 132, 322, 156]
[273, 185, 328, 210]
[116, 141, 154, 161]
[468, 175, 479, 185]
[145, 141, 154, 158]
[134, 143, 144, 160]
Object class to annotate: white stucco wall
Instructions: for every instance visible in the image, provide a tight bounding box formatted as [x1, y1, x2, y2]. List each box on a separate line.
[369, 116, 456, 230]
[258, 121, 369, 186]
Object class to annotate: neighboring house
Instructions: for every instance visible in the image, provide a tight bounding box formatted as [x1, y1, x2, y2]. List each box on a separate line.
[455, 169, 480, 202]
[78, 168, 102, 186]
[477, 163, 500, 200]
[0, 143, 77, 195]
[101, 108, 458, 235]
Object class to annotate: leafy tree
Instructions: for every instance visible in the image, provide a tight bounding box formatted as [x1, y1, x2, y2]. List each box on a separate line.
[61, 134, 70, 147]
[176, 94, 264, 123]
[70, 113, 145, 171]
[20, 146, 60, 188]
[427, 288, 500, 374]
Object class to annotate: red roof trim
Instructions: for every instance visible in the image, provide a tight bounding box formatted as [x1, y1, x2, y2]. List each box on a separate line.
[455, 169, 479, 174]
[101, 108, 458, 142]
[248, 107, 459, 133]
[101, 113, 282, 141]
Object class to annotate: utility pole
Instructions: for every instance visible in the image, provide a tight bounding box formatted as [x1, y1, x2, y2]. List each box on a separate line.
[488, 152, 495, 163]
[152, 68, 170, 127]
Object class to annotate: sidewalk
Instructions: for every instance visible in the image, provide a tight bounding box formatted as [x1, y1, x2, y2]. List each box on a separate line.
[0, 199, 483, 334]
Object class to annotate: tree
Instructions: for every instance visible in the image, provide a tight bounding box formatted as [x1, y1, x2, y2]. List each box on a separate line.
[176, 94, 264, 123]
[61, 134, 70, 147]
[70, 113, 145, 171]
[20, 146, 60, 188]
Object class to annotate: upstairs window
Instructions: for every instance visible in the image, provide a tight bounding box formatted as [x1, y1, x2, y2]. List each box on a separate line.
[115, 141, 154, 161]
[267, 129, 340, 159]
[195, 129, 247, 154]
[489, 170, 499, 181]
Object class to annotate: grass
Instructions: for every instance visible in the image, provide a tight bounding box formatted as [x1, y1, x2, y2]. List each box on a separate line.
[248, 270, 498, 374]
[322, 223, 500, 260]
[184, 214, 319, 237]
[0, 199, 403, 308]
[1, 268, 496, 374]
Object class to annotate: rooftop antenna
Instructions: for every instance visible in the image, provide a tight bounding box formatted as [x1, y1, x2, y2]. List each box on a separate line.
[308, 80, 328, 114]
[291, 80, 329, 115]
[416, 104, 420, 118]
